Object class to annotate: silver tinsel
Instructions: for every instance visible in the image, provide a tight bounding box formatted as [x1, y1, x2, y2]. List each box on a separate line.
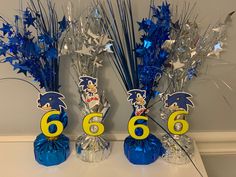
[159, 4, 234, 164]
[64, 2, 112, 162]
[76, 134, 111, 162]
[162, 134, 194, 165]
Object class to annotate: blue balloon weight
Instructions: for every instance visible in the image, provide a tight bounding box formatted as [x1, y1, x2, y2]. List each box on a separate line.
[124, 133, 165, 165]
[34, 133, 70, 166]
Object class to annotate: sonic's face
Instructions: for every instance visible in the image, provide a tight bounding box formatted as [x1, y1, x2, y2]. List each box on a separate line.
[87, 80, 97, 94]
[79, 76, 98, 94]
[38, 101, 52, 111]
[136, 93, 146, 106]
[165, 92, 194, 112]
[37, 92, 67, 112]
[127, 89, 147, 107]
[166, 102, 179, 111]
[38, 95, 52, 111]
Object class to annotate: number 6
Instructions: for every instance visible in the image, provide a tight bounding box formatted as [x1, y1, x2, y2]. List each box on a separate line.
[82, 113, 104, 136]
[40, 110, 64, 138]
[167, 110, 189, 135]
[128, 116, 150, 140]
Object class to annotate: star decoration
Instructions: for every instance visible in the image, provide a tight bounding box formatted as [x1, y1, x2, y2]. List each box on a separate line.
[0, 23, 12, 36]
[212, 26, 224, 33]
[138, 19, 154, 32]
[87, 29, 99, 39]
[162, 40, 175, 50]
[76, 44, 92, 56]
[58, 16, 68, 31]
[102, 43, 113, 53]
[143, 40, 152, 48]
[170, 59, 185, 70]
[91, 8, 102, 19]
[0, 47, 8, 56]
[99, 34, 112, 46]
[23, 9, 36, 27]
[4, 57, 15, 64]
[207, 41, 224, 58]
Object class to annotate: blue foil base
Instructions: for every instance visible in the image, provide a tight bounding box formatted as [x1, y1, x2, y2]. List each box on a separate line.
[124, 133, 165, 165]
[34, 133, 70, 166]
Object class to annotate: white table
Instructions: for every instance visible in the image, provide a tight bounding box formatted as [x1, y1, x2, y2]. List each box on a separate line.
[0, 141, 208, 177]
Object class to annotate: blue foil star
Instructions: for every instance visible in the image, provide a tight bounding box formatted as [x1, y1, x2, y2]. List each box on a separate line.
[0, 23, 12, 36]
[58, 16, 68, 31]
[135, 2, 171, 101]
[23, 9, 36, 27]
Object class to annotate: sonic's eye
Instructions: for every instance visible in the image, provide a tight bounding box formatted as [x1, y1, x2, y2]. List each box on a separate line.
[46, 103, 50, 107]
[88, 81, 92, 85]
[137, 93, 141, 98]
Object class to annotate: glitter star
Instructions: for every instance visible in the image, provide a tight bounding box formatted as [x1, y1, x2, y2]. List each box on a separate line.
[207, 41, 224, 58]
[0, 23, 12, 36]
[87, 29, 99, 39]
[58, 16, 68, 31]
[170, 59, 185, 70]
[76, 44, 92, 56]
[162, 40, 175, 50]
[99, 34, 112, 46]
[104, 43, 113, 53]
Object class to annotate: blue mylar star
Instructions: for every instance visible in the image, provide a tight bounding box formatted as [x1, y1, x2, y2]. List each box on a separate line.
[0, 47, 7, 56]
[4, 57, 15, 64]
[58, 16, 67, 31]
[138, 19, 154, 32]
[13, 64, 28, 76]
[143, 40, 152, 49]
[23, 9, 36, 27]
[0, 23, 12, 36]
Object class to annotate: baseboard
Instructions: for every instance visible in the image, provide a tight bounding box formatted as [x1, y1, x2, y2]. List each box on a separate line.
[1, 132, 236, 155]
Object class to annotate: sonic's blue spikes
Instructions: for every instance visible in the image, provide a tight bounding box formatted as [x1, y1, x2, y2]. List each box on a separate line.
[127, 89, 146, 105]
[165, 92, 194, 112]
[38, 92, 66, 111]
[79, 76, 97, 91]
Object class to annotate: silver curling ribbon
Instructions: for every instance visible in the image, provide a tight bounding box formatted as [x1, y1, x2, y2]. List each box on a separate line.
[161, 114, 194, 164]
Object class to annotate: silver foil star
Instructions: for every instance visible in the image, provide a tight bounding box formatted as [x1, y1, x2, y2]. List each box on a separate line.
[76, 44, 92, 56]
[207, 41, 224, 58]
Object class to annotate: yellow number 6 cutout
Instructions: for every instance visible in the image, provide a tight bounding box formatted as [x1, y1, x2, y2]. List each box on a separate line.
[82, 113, 104, 136]
[40, 110, 64, 138]
[167, 110, 189, 135]
[128, 116, 150, 140]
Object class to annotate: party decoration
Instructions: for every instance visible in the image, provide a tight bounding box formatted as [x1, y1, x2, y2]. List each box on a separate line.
[165, 92, 194, 112]
[38, 92, 67, 112]
[128, 116, 150, 140]
[157, 3, 235, 164]
[63, 2, 111, 162]
[167, 110, 189, 135]
[82, 113, 105, 136]
[100, 0, 171, 164]
[0, 0, 70, 166]
[40, 110, 64, 138]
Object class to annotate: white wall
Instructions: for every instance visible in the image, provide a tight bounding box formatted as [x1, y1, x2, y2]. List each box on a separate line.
[202, 154, 236, 177]
[0, 0, 236, 136]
